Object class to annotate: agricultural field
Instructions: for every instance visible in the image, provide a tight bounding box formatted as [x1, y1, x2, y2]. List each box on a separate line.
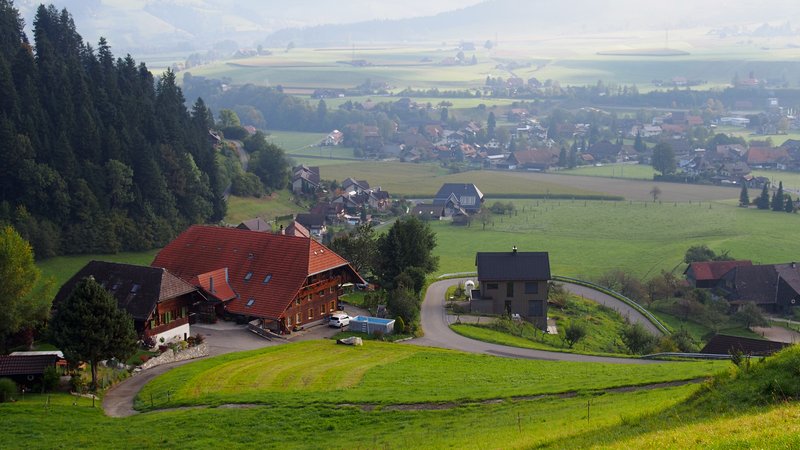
[431, 198, 800, 279]
[557, 163, 657, 180]
[184, 41, 800, 95]
[319, 162, 739, 200]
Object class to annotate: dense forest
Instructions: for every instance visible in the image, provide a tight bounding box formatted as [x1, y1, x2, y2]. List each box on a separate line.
[0, 1, 225, 259]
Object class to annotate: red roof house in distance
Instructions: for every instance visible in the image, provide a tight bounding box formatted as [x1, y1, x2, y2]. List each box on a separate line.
[152, 226, 364, 334]
[684, 260, 753, 289]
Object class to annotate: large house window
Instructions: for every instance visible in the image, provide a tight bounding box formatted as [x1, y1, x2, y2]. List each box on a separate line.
[308, 308, 313, 320]
[525, 282, 539, 294]
[296, 313, 301, 324]
[486, 283, 498, 290]
[528, 300, 544, 317]
[329, 301, 335, 312]
[506, 282, 514, 298]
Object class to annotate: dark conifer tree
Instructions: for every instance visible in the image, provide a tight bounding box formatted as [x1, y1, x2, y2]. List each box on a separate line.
[772, 181, 784, 212]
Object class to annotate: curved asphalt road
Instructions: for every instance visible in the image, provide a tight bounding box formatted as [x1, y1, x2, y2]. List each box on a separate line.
[408, 278, 660, 364]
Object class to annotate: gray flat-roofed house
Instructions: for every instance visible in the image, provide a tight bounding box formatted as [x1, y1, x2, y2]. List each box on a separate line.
[473, 249, 550, 329]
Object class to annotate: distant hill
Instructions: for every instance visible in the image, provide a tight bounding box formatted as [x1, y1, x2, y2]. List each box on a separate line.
[264, 0, 800, 46]
[14, 0, 479, 54]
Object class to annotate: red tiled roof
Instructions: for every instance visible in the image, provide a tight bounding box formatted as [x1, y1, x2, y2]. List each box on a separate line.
[747, 147, 788, 164]
[152, 226, 357, 319]
[191, 268, 236, 302]
[688, 260, 753, 281]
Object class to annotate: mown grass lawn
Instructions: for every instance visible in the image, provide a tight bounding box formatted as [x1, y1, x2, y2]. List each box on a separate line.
[135, 340, 724, 411]
[558, 163, 656, 180]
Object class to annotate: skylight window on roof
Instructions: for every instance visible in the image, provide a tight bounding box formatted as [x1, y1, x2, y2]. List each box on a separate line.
[244, 272, 253, 281]
[263, 274, 272, 284]
[246, 298, 255, 307]
[130, 284, 141, 293]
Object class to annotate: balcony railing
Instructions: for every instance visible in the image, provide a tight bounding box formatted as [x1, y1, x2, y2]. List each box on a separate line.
[145, 316, 189, 338]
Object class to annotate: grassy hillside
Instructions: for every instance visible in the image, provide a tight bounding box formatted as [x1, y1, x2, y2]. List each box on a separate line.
[136, 340, 723, 410]
[7, 342, 800, 448]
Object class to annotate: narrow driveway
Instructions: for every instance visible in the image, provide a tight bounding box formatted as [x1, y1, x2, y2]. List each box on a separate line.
[408, 278, 658, 364]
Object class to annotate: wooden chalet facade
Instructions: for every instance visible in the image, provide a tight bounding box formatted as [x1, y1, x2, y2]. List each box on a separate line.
[152, 226, 365, 334]
[53, 261, 201, 343]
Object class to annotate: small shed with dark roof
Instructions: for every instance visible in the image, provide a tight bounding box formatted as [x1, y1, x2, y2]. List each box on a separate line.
[472, 249, 550, 329]
[0, 354, 61, 388]
[684, 260, 752, 288]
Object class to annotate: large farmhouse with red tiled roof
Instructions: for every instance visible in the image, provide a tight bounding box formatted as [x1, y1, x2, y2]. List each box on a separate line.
[152, 226, 364, 334]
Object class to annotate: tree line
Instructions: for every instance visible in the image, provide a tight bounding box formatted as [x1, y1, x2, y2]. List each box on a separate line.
[0, 2, 225, 259]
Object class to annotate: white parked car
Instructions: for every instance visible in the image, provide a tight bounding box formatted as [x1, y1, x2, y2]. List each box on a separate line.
[329, 313, 351, 328]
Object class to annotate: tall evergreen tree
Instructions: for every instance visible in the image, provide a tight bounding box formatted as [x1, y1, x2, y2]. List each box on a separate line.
[49, 277, 137, 390]
[772, 181, 784, 212]
[487, 111, 496, 138]
[739, 183, 749, 207]
[558, 147, 567, 167]
[785, 194, 794, 213]
[757, 184, 771, 210]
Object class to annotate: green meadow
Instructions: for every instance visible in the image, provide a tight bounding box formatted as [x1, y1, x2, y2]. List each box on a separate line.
[430, 198, 800, 279]
[12, 340, 800, 449]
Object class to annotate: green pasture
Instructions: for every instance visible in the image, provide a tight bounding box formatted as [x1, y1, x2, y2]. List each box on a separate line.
[751, 169, 800, 193]
[318, 162, 738, 201]
[264, 130, 328, 151]
[136, 340, 723, 411]
[319, 162, 600, 197]
[431, 199, 800, 279]
[37, 249, 160, 289]
[321, 95, 518, 110]
[7, 384, 740, 449]
[558, 164, 656, 180]
[224, 191, 304, 225]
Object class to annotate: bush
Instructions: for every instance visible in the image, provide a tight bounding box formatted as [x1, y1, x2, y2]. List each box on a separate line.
[622, 322, 657, 354]
[42, 366, 60, 392]
[562, 321, 587, 348]
[0, 378, 17, 402]
[394, 316, 406, 334]
[69, 374, 84, 393]
[193, 333, 205, 345]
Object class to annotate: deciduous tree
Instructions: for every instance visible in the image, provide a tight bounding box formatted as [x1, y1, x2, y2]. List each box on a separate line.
[375, 216, 438, 288]
[0, 226, 53, 351]
[652, 142, 676, 175]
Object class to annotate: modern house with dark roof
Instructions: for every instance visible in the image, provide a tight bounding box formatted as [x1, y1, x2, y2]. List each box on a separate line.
[152, 226, 364, 334]
[433, 183, 484, 215]
[53, 261, 201, 343]
[472, 249, 550, 329]
[684, 260, 753, 289]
